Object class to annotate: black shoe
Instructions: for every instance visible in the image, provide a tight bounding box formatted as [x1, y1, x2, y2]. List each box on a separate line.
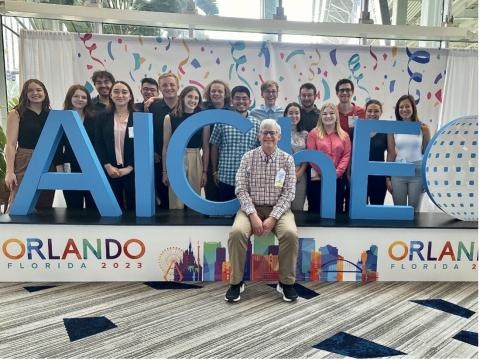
[224, 282, 246, 302]
[276, 282, 298, 302]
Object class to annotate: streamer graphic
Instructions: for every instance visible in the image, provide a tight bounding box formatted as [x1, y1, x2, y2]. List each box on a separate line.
[258, 41, 270, 68]
[369, 46, 378, 70]
[406, 47, 430, 104]
[321, 78, 330, 101]
[348, 53, 370, 99]
[177, 39, 191, 78]
[189, 80, 205, 90]
[107, 41, 114, 60]
[329, 49, 337, 65]
[79, 33, 105, 68]
[285, 49, 305, 63]
[308, 49, 321, 80]
[229, 41, 256, 109]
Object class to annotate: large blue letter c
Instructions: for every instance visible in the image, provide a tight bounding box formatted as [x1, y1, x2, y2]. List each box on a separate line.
[166, 109, 252, 215]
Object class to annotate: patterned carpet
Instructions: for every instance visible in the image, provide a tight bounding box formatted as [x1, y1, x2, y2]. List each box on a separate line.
[0, 281, 477, 358]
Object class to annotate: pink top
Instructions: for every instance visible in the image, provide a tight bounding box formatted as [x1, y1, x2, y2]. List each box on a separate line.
[114, 114, 129, 166]
[306, 128, 351, 178]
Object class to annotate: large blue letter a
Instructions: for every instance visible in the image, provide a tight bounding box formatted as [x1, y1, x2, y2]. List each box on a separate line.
[9, 110, 122, 216]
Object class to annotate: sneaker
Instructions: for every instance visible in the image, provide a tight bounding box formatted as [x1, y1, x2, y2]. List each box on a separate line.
[224, 282, 246, 302]
[276, 282, 298, 302]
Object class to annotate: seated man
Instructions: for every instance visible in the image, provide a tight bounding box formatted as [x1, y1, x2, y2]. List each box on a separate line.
[225, 119, 299, 303]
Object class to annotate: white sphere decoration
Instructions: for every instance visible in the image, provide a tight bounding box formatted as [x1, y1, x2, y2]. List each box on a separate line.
[423, 115, 478, 221]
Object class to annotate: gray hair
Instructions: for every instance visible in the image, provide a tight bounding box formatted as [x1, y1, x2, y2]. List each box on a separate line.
[259, 118, 281, 134]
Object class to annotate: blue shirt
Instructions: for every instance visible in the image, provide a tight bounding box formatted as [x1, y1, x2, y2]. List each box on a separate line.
[210, 114, 261, 186]
[250, 104, 284, 121]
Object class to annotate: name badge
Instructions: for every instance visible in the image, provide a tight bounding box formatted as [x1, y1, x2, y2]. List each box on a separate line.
[275, 168, 286, 188]
[128, 127, 134, 138]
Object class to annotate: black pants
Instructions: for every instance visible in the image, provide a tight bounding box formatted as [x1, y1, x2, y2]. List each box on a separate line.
[63, 190, 96, 210]
[108, 170, 135, 211]
[307, 176, 347, 214]
[154, 161, 169, 209]
[367, 175, 387, 205]
[217, 181, 236, 201]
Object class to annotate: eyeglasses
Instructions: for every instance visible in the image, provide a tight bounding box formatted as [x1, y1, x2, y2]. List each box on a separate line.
[264, 90, 278, 95]
[261, 130, 278, 137]
[142, 87, 158, 93]
[338, 88, 352, 93]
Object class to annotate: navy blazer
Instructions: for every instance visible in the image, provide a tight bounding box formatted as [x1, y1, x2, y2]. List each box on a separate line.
[95, 111, 135, 168]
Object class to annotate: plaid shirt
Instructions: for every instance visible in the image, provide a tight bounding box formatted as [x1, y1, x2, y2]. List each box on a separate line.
[210, 114, 260, 186]
[235, 146, 296, 219]
[250, 104, 284, 121]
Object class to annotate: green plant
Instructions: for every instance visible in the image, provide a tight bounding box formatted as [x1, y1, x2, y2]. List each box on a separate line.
[7, 97, 19, 112]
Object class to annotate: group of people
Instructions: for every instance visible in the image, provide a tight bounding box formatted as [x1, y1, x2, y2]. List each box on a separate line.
[3, 71, 431, 302]
[3, 72, 431, 215]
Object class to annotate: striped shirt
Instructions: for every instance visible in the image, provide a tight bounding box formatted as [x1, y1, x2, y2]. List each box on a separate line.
[235, 146, 296, 219]
[210, 114, 260, 186]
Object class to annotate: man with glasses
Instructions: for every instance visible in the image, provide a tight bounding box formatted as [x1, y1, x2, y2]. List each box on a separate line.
[225, 119, 299, 303]
[251, 80, 284, 120]
[336, 78, 366, 135]
[335, 79, 366, 214]
[299, 82, 320, 131]
[134, 77, 159, 112]
[210, 86, 260, 201]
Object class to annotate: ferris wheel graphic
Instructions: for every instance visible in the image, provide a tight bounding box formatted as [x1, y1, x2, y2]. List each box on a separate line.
[158, 247, 184, 281]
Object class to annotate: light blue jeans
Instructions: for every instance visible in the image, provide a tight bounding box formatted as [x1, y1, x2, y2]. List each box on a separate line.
[391, 160, 424, 211]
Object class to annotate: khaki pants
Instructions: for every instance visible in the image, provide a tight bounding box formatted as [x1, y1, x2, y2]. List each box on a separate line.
[169, 148, 203, 209]
[228, 207, 298, 285]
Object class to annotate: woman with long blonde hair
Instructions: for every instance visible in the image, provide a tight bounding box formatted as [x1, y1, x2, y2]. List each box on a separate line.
[306, 102, 351, 213]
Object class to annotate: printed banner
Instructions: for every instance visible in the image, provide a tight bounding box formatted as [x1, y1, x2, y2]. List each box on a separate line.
[0, 225, 476, 282]
[74, 34, 447, 130]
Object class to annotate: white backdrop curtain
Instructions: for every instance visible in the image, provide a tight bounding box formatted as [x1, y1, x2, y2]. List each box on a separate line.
[439, 49, 478, 129]
[18, 30, 478, 212]
[19, 29, 82, 108]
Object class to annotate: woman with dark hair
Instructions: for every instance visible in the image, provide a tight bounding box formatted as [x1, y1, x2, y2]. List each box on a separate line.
[202, 80, 231, 202]
[284, 102, 308, 211]
[4, 79, 54, 211]
[387, 94, 431, 211]
[95, 81, 136, 211]
[162, 86, 209, 209]
[55, 84, 96, 209]
[363, 99, 388, 205]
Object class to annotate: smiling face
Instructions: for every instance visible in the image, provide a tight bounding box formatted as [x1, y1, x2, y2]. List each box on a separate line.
[110, 83, 132, 107]
[71, 89, 88, 111]
[209, 83, 226, 108]
[299, 88, 315, 109]
[321, 105, 337, 129]
[94, 76, 113, 97]
[27, 82, 46, 104]
[261, 84, 278, 107]
[232, 91, 251, 115]
[287, 105, 301, 127]
[159, 75, 179, 101]
[336, 83, 353, 105]
[398, 99, 414, 120]
[259, 122, 281, 154]
[365, 103, 382, 120]
[140, 83, 159, 101]
[183, 90, 200, 113]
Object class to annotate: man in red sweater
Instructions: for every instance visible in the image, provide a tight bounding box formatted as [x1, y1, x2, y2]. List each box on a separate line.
[335, 79, 366, 214]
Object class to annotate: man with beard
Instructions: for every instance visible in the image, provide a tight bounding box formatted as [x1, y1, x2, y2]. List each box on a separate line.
[91, 70, 115, 114]
[299, 82, 320, 132]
